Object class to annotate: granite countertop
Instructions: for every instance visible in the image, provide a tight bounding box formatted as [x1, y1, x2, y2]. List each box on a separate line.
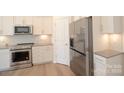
[95, 50, 123, 58]
[32, 43, 53, 47]
[0, 45, 12, 49]
[0, 43, 53, 49]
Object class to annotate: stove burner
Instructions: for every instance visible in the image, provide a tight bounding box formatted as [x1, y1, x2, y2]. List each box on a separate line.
[17, 43, 34, 45]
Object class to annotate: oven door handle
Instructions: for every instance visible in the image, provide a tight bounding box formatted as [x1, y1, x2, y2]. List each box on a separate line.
[10, 48, 31, 51]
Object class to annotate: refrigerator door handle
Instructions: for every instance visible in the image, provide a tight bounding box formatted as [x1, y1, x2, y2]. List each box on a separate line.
[65, 43, 68, 46]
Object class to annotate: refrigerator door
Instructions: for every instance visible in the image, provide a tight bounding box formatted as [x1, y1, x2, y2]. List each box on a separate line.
[87, 17, 94, 75]
[73, 18, 88, 54]
[70, 17, 93, 76]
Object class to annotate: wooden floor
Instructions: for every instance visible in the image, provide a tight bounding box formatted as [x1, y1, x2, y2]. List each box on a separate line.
[0, 63, 75, 76]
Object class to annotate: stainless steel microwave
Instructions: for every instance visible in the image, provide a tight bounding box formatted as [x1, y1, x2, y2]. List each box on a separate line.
[14, 26, 32, 35]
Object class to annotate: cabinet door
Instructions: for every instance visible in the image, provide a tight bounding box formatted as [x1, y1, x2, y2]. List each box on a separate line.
[42, 17, 53, 34]
[101, 16, 114, 34]
[94, 61, 106, 76]
[101, 16, 122, 34]
[0, 49, 10, 70]
[33, 17, 43, 35]
[14, 16, 33, 25]
[107, 55, 123, 76]
[113, 17, 122, 34]
[2, 16, 14, 35]
[0, 17, 2, 34]
[14, 16, 24, 25]
[32, 46, 41, 64]
[43, 46, 53, 62]
[32, 46, 53, 64]
[23, 16, 32, 25]
[94, 55, 106, 76]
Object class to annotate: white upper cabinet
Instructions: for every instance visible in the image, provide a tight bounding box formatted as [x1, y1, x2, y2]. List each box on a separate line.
[23, 16, 33, 25]
[42, 17, 53, 34]
[101, 16, 122, 34]
[14, 16, 23, 25]
[0, 16, 52, 35]
[33, 16, 43, 35]
[33, 16, 53, 35]
[14, 16, 33, 25]
[0, 17, 2, 34]
[2, 16, 14, 35]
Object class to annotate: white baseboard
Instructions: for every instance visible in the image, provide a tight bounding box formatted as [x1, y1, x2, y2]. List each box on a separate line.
[0, 67, 10, 72]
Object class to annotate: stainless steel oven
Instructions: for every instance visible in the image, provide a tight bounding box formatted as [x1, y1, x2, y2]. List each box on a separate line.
[11, 49, 32, 66]
[10, 43, 33, 70]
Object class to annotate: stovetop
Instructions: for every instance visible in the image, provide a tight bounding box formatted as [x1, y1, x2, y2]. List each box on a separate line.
[11, 43, 34, 50]
[17, 43, 34, 45]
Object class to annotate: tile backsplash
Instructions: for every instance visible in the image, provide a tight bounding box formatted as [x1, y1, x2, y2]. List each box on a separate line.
[34, 35, 52, 44]
[109, 34, 123, 52]
[0, 35, 52, 46]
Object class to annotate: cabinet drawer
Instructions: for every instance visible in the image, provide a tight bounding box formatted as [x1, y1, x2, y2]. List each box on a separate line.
[94, 60, 106, 76]
[94, 54, 106, 64]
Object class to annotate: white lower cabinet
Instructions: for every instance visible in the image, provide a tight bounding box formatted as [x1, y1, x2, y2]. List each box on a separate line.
[94, 54, 123, 76]
[32, 46, 53, 64]
[0, 49, 10, 70]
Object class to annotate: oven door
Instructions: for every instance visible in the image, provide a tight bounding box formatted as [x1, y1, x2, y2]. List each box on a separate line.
[11, 49, 31, 66]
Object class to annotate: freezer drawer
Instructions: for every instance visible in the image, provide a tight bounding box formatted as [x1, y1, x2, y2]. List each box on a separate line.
[70, 49, 86, 76]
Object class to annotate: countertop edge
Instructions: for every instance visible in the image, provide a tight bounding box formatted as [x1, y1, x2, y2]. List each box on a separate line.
[95, 50, 123, 58]
[32, 44, 53, 47]
[95, 52, 123, 58]
[0, 43, 53, 49]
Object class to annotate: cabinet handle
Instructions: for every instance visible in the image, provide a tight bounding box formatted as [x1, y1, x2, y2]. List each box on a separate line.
[65, 43, 68, 46]
[96, 58, 103, 62]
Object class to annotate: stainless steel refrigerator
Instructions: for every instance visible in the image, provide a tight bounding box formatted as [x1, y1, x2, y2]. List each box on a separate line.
[69, 16, 93, 76]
